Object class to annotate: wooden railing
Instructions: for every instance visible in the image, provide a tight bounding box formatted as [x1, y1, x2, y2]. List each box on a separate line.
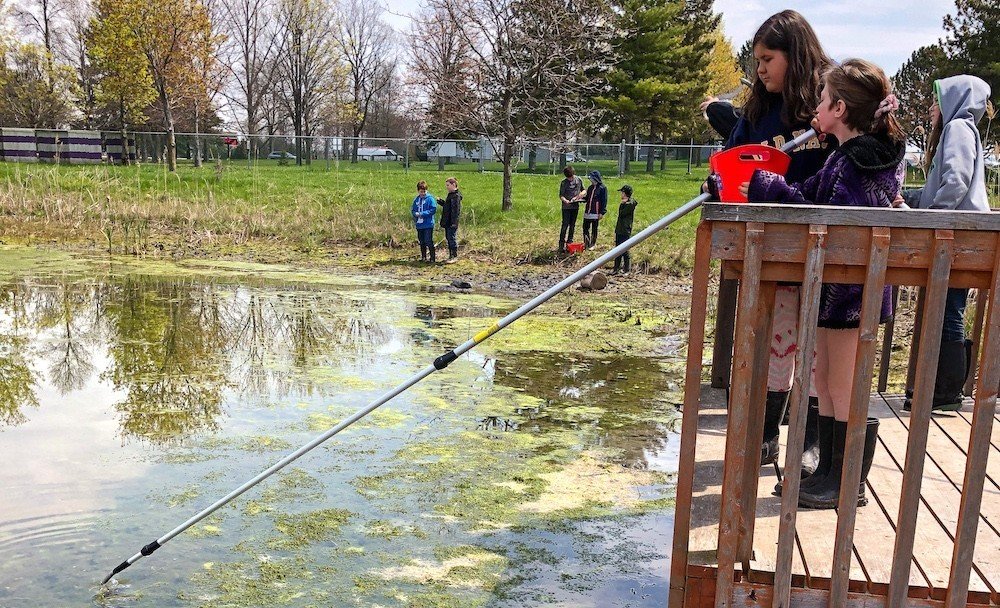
[669, 203, 1000, 608]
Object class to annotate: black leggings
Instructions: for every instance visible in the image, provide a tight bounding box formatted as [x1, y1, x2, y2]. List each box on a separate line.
[583, 218, 599, 248]
[560, 207, 578, 244]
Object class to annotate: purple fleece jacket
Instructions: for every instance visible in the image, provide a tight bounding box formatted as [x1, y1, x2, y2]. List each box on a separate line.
[748, 132, 905, 329]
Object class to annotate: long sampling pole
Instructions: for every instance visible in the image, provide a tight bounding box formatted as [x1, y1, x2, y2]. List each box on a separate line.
[101, 129, 818, 586]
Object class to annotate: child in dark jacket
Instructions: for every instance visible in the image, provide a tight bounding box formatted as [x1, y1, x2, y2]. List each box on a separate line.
[441, 177, 462, 261]
[412, 180, 437, 262]
[581, 170, 607, 249]
[612, 184, 637, 274]
[743, 58, 905, 510]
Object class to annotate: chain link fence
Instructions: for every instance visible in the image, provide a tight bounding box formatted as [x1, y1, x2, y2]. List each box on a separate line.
[0, 128, 723, 176]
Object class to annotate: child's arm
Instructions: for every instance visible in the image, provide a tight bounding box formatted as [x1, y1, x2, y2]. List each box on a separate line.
[928, 122, 978, 210]
[746, 169, 816, 204]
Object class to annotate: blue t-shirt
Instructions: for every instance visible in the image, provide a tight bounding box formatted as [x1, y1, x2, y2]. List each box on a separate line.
[725, 97, 834, 185]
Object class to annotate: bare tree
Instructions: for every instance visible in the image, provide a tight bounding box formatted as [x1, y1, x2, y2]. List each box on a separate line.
[408, 3, 477, 165]
[62, 0, 97, 128]
[217, 0, 280, 155]
[13, 0, 67, 83]
[430, 0, 611, 211]
[275, 0, 338, 164]
[331, 0, 394, 163]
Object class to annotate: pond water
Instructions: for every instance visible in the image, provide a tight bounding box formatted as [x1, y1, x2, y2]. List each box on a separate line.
[0, 247, 685, 607]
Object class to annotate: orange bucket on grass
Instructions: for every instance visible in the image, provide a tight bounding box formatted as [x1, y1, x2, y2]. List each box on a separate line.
[566, 242, 585, 254]
[708, 144, 792, 203]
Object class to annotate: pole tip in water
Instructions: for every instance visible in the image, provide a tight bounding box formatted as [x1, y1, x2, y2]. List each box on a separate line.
[101, 560, 131, 586]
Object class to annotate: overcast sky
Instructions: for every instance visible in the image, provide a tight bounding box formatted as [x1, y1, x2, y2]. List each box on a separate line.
[381, 0, 956, 76]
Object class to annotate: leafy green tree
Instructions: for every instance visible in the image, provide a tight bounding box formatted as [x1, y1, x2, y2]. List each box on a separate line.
[0, 43, 79, 127]
[88, 2, 157, 151]
[597, 0, 708, 172]
[943, 0, 1000, 94]
[89, 0, 216, 171]
[893, 44, 949, 158]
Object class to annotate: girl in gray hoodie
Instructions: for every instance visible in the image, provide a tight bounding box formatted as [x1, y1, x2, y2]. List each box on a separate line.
[904, 74, 992, 411]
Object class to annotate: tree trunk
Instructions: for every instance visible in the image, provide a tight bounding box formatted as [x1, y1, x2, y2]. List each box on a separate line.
[623, 126, 634, 173]
[438, 154, 445, 171]
[193, 109, 202, 168]
[660, 133, 668, 170]
[501, 136, 514, 211]
[528, 145, 537, 172]
[646, 140, 655, 173]
[161, 94, 177, 171]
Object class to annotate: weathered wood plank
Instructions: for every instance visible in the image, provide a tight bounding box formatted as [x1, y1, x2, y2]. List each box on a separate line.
[878, 287, 899, 393]
[670, 220, 715, 608]
[715, 222, 766, 607]
[688, 386, 810, 580]
[946, 238, 1000, 608]
[711, 222, 1000, 273]
[728, 581, 994, 608]
[774, 224, 826, 608]
[720, 261, 995, 290]
[907, 288, 927, 397]
[833, 227, 891, 605]
[702, 203, 1000, 231]
[737, 281, 776, 564]
[889, 230, 955, 606]
[711, 277, 738, 390]
[868, 396, 999, 599]
[964, 289, 987, 397]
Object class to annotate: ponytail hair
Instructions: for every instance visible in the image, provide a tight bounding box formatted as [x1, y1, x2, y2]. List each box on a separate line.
[822, 59, 905, 144]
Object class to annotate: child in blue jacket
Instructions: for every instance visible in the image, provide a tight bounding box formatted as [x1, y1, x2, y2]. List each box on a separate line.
[412, 180, 437, 262]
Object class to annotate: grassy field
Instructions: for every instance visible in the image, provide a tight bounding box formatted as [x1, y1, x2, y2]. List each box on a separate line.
[0, 158, 996, 274]
[0, 158, 711, 273]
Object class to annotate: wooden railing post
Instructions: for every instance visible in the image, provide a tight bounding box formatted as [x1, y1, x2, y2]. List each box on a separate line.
[668, 220, 715, 608]
[773, 224, 827, 608]
[964, 288, 988, 397]
[711, 278, 738, 389]
[888, 230, 954, 606]
[877, 286, 899, 393]
[945, 235, 1000, 608]
[714, 222, 765, 607]
[736, 280, 776, 564]
[831, 227, 891, 605]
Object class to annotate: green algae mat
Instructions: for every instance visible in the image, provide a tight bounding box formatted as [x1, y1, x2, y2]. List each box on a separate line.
[0, 247, 686, 607]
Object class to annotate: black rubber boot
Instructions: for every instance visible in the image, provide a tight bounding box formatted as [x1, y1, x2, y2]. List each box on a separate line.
[760, 390, 790, 466]
[797, 420, 846, 509]
[798, 418, 879, 509]
[420, 245, 427, 262]
[904, 340, 966, 412]
[449, 247, 457, 259]
[623, 255, 631, 274]
[558, 240, 565, 252]
[801, 396, 821, 478]
[429, 245, 436, 263]
[857, 417, 880, 506]
[775, 411, 832, 496]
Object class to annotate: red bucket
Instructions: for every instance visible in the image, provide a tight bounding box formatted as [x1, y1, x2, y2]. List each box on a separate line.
[708, 144, 792, 203]
[566, 242, 585, 254]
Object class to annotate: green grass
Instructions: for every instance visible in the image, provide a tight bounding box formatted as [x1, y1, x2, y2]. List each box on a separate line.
[2, 159, 994, 275]
[0, 158, 710, 273]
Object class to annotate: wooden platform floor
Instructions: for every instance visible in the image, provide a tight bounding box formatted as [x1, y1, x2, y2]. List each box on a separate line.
[688, 385, 1000, 605]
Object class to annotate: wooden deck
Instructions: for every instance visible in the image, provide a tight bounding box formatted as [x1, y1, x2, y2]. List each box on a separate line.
[687, 384, 1000, 606]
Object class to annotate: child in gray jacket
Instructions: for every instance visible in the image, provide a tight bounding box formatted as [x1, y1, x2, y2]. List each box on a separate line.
[903, 74, 992, 411]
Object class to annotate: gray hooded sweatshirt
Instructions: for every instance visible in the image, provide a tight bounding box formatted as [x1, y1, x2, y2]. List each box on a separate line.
[913, 75, 992, 211]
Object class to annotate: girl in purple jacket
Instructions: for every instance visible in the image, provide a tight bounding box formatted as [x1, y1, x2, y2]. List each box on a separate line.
[742, 59, 905, 510]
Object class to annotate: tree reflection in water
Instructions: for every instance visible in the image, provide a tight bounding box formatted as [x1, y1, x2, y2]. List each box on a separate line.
[0, 274, 399, 443]
[101, 277, 230, 444]
[0, 281, 39, 427]
[492, 351, 680, 468]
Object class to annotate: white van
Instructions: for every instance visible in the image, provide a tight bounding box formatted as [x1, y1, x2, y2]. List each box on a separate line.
[357, 147, 399, 161]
